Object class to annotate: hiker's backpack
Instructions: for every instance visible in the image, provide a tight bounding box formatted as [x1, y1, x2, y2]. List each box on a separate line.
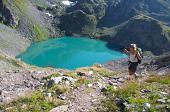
[136, 48, 143, 64]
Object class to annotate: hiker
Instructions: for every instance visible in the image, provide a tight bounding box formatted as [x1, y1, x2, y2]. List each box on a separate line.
[123, 44, 142, 80]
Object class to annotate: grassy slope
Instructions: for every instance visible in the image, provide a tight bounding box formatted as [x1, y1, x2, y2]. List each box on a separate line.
[99, 75, 170, 112]
[0, 64, 169, 112]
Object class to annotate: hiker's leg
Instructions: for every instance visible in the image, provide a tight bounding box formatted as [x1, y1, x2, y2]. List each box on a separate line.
[129, 62, 138, 80]
[131, 71, 136, 80]
[128, 69, 134, 80]
[132, 63, 138, 79]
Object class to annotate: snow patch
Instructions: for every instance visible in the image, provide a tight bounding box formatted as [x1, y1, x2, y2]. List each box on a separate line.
[62, 0, 74, 6]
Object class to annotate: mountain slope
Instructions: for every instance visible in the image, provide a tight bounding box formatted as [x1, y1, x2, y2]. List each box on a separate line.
[0, 24, 30, 56]
[107, 15, 170, 55]
[0, 0, 50, 41]
[98, 0, 170, 27]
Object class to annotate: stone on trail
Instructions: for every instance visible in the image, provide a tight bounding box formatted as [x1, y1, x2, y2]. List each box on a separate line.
[167, 99, 170, 103]
[108, 80, 118, 86]
[113, 86, 117, 90]
[100, 86, 107, 92]
[58, 94, 66, 100]
[63, 76, 76, 83]
[156, 99, 166, 104]
[88, 84, 93, 88]
[77, 71, 93, 77]
[50, 105, 69, 112]
[77, 72, 86, 76]
[96, 82, 104, 89]
[51, 76, 76, 84]
[88, 71, 94, 75]
[51, 77, 63, 84]
[46, 93, 52, 97]
[160, 92, 168, 95]
[143, 103, 151, 112]
[141, 89, 151, 94]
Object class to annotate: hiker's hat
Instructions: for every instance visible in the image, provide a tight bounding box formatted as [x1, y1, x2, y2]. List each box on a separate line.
[130, 44, 137, 49]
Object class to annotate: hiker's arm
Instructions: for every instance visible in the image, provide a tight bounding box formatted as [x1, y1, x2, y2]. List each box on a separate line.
[136, 51, 142, 60]
[123, 49, 130, 55]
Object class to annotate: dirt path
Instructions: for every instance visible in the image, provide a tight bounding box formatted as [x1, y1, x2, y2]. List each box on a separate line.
[66, 84, 104, 112]
[50, 73, 129, 112]
[50, 83, 104, 112]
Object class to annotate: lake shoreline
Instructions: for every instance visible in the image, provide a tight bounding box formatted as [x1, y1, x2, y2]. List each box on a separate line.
[18, 37, 127, 70]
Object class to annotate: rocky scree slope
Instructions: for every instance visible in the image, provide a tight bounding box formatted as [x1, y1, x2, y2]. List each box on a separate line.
[0, 0, 53, 41]
[0, 24, 30, 57]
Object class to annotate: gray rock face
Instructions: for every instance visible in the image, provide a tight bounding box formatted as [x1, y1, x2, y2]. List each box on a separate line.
[59, 10, 97, 36]
[151, 53, 170, 68]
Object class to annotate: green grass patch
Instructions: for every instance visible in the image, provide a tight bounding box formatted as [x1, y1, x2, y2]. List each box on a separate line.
[0, 90, 63, 112]
[114, 81, 140, 99]
[34, 23, 48, 41]
[46, 73, 61, 79]
[92, 67, 118, 77]
[99, 75, 170, 112]
[47, 84, 70, 96]
[75, 77, 91, 87]
[145, 75, 170, 84]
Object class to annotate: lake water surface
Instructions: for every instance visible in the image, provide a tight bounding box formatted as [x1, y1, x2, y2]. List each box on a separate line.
[18, 37, 127, 70]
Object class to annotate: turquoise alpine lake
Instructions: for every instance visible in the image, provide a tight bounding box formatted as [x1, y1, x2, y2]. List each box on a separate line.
[18, 37, 127, 70]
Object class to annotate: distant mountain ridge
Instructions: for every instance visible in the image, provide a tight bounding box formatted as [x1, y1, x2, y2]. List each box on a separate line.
[0, 0, 170, 56]
[98, 0, 170, 27]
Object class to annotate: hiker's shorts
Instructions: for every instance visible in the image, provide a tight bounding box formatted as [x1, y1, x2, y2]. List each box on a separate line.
[128, 62, 138, 73]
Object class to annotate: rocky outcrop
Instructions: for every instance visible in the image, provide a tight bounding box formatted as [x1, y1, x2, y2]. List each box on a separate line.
[67, 0, 107, 20]
[151, 53, 170, 69]
[0, 0, 18, 27]
[107, 15, 170, 55]
[59, 10, 97, 36]
[98, 0, 170, 27]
